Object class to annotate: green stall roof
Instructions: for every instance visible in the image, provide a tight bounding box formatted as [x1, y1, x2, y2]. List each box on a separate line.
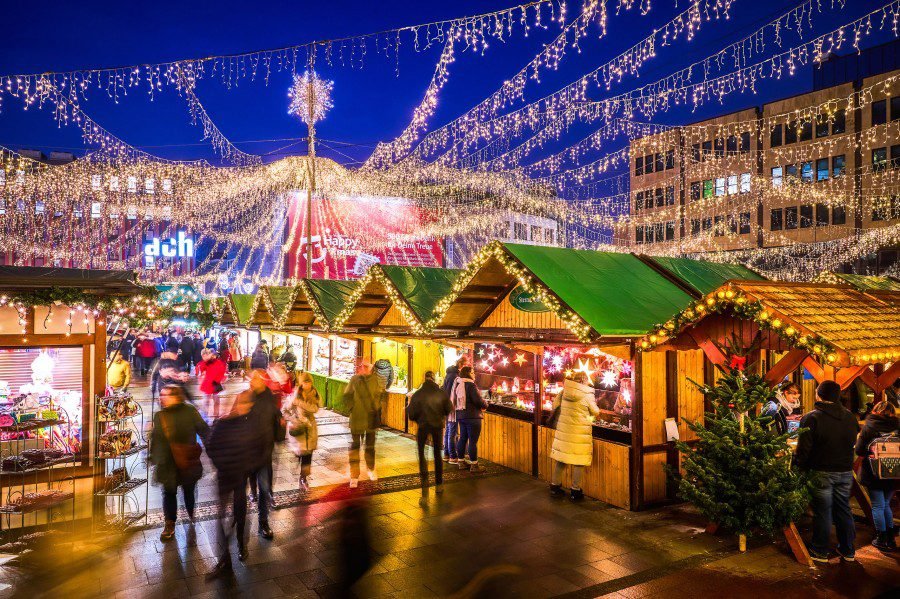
[647, 256, 765, 296]
[229, 294, 257, 325]
[305, 279, 359, 325]
[829, 272, 900, 293]
[503, 244, 695, 337]
[265, 286, 299, 320]
[379, 266, 461, 323]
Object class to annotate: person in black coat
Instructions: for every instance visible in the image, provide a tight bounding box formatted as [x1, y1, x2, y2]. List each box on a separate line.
[191, 333, 204, 371]
[250, 342, 270, 370]
[855, 400, 899, 551]
[407, 372, 453, 498]
[205, 391, 260, 577]
[454, 365, 488, 473]
[247, 369, 285, 540]
[179, 334, 195, 373]
[442, 356, 468, 462]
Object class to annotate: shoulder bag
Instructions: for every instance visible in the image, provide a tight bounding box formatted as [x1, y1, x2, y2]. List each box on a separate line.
[161, 412, 202, 474]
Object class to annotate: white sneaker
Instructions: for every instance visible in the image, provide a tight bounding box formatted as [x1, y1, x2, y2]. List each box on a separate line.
[368, 470, 378, 481]
[349, 478, 358, 489]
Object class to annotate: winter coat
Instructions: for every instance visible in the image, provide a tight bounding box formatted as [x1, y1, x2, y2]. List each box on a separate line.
[280, 348, 298, 372]
[150, 402, 209, 491]
[228, 338, 243, 362]
[192, 339, 204, 365]
[207, 411, 259, 490]
[107, 359, 131, 389]
[796, 400, 860, 472]
[285, 388, 321, 456]
[442, 366, 460, 422]
[250, 348, 270, 370]
[452, 378, 486, 421]
[761, 400, 789, 436]
[550, 379, 600, 466]
[249, 387, 285, 467]
[196, 357, 227, 395]
[136, 338, 157, 359]
[855, 413, 899, 490]
[179, 337, 195, 364]
[344, 373, 383, 435]
[407, 379, 453, 429]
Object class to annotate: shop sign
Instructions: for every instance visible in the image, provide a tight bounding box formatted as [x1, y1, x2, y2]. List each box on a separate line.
[509, 285, 550, 313]
[143, 231, 194, 259]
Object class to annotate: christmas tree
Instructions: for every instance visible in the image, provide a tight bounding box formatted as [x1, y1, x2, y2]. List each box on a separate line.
[671, 366, 813, 547]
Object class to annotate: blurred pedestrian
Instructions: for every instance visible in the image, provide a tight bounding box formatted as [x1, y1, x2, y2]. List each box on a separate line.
[135, 334, 158, 377]
[284, 371, 322, 491]
[280, 344, 298, 372]
[150, 385, 209, 541]
[196, 349, 228, 419]
[106, 352, 131, 393]
[855, 400, 899, 552]
[407, 371, 452, 499]
[454, 366, 487, 472]
[247, 369, 284, 540]
[250, 341, 270, 370]
[344, 360, 382, 488]
[191, 332, 204, 373]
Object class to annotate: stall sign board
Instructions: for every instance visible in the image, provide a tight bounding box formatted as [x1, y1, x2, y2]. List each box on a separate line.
[509, 285, 550, 313]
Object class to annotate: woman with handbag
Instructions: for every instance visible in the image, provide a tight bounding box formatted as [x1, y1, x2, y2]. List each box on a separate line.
[549, 373, 600, 500]
[855, 400, 899, 552]
[284, 372, 322, 491]
[150, 385, 210, 541]
[196, 349, 228, 419]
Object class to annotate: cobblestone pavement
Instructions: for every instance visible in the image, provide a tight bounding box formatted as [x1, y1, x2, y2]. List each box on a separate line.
[1, 371, 897, 598]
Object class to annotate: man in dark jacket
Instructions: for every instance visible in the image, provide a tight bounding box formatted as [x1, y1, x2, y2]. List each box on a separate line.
[442, 356, 468, 463]
[247, 369, 284, 540]
[206, 391, 260, 577]
[250, 341, 270, 370]
[796, 380, 861, 562]
[179, 334, 195, 373]
[407, 372, 453, 498]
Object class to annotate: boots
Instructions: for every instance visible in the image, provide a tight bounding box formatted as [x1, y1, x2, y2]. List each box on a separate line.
[206, 555, 233, 580]
[570, 488, 584, 501]
[549, 483, 565, 496]
[888, 527, 898, 550]
[159, 520, 176, 541]
[872, 531, 892, 552]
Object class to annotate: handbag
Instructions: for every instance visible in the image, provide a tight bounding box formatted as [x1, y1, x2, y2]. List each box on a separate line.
[161, 413, 202, 474]
[868, 433, 900, 479]
[212, 380, 224, 394]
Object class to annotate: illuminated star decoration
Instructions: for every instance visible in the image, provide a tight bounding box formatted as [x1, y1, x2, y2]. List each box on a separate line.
[501, 357, 509, 366]
[288, 71, 334, 125]
[479, 359, 489, 370]
[574, 359, 593, 378]
[513, 352, 527, 366]
[600, 370, 617, 389]
[477, 348, 485, 357]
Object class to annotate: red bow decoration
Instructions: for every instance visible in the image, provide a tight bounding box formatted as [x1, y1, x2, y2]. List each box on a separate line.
[729, 355, 747, 371]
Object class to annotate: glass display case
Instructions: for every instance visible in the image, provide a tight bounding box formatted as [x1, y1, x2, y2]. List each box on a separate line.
[308, 334, 331, 376]
[307, 334, 357, 380]
[473, 344, 547, 421]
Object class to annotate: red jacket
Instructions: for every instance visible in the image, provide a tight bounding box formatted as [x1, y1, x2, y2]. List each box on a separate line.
[196, 358, 227, 395]
[136, 338, 157, 359]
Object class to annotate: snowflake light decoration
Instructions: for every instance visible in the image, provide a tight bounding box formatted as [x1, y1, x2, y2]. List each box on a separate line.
[288, 71, 334, 125]
[600, 370, 617, 389]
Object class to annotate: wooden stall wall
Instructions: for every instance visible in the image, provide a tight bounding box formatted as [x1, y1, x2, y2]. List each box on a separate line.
[479, 291, 568, 330]
[677, 349, 706, 441]
[383, 392, 407, 433]
[640, 351, 668, 504]
[409, 340, 443, 388]
[537, 427, 630, 509]
[478, 413, 532, 474]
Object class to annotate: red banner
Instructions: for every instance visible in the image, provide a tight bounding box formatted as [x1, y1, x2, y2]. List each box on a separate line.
[284, 192, 443, 279]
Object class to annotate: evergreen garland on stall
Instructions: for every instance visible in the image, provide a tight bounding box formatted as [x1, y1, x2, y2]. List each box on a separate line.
[670, 367, 814, 544]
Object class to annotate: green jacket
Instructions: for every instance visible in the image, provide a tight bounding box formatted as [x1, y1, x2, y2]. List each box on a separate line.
[150, 402, 209, 491]
[344, 373, 383, 435]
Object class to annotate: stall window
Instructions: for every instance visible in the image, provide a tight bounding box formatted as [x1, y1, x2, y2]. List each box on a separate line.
[715, 177, 726, 196]
[832, 205, 847, 225]
[691, 143, 701, 163]
[816, 158, 830, 181]
[665, 149, 675, 170]
[785, 206, 798, 229]
[770, 124, 783, 147]
[770, 208, 784, 231]
[816, 204, 829, 226]
[726, 135, 737, 155]
[799, 120, 812, 142]
[644, 154, 654, 173]
[655, 188, 664, 207]
[739, 212, 752, 234]
[784, 122, 797, 145]
[701, 140, 712, 160]
[801, 161, 814, 182]
[690, 181, 701, 202]
[771, 166, 783, 187]
[799, 205, 813, 228]
[727, 175, 738, 195]
[703, 179, 714, 198]
[655, 153, 664, 172]
[815, 114, 830, 138]
[635, 156, 644, 176]
[690, 218, 701, 235]
[714, 137, 725, 158]
[872, 99, 887, 126]
[740, 172, 751, 193]
[665, 186, 675, 205]
[873, 147, 887, 172]
[740, 131, 751, 153]
[832, 155, 846, 178]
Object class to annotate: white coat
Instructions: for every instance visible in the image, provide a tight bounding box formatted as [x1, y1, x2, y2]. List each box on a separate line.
[550, 379, 600, 466]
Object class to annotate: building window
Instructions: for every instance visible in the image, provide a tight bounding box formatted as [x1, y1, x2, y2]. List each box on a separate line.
[714, 215, 725, 236]
[785, 163, 798, 181]
[692, 143, 701, 163]
[816, 204, 829, 226]
[801, 161, 814, 183]
[739, 212, 752, 235]
[714, 138, 725, 158]
[771, 166, 783, 187]
[665, 221, 675, 241]
[832, 109, 846, 134]
[873, 99, 887, 126]
[634, 191, 643, 212]
[815, 114, 830, 138]
[832, 205, 847, 225]
[715, 177, 726, 196]
[665, 186, 675, 205]
[785, 206, 798, 230]
[530, 225, 542, 242]
[655, 188, 664, 207]
[644, 192, 654, 209]
[771, 208, 784, 231]
[892, 196, 900, 220]
[740, 172, 751, 193]
[873, 147, 888, 172]
[832, 155, 846, 178]
[701, 140, 712, 160]
[740, 131, 751, 153]
[892, 97, 900, 121]
[892, 144, 900, 169]
[655, 153, 664, 172]
[690, 219, 701, 235]
[816, 158, 829, 181]
[727, 175, 738, 195]
[798, 120, 812, 142]
[784, 121, 798, 145]
[799, 205, 813, 228]
[635, 227, 644, 244]
[873, 198, 889, 222]
[690, 181, 701, 202]
[545, 228, 555, 245]
[513, 222, 528, 240]
[645, 154, 654, 173]
[645, 225, 654, 243]
[770, 124, 783, 148]
[729, 216, 738, 235]
[703, 179, 714, 199]
[726, 135, 737, 155]
[702, 217, 712, 231]
[635, 156, 643, 176]
[654, 222, 664, 241]
[665, 149, 675, 170]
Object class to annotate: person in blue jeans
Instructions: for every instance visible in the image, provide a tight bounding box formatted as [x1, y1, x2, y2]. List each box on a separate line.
[454, 366, 487, 473]
[796, 380, 860, 562]
[855, 400, 898, 552]
[442, 356, 467, 464]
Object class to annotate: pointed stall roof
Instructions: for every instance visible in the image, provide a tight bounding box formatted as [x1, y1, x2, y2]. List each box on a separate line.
[644, 256, 765, 296]
[302, 279, 360, 331]
[378, 265, 461, 325]
[819, 272, 900, 293]
[227, 293, 259, 327]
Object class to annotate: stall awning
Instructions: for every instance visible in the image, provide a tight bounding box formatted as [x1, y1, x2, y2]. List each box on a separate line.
[645, 256, 765, 296]
[378, 266, 461, 324]
[0, 266, 143, 295]
[228, 294, 258, 327]
[820, 272, 900, 293]
[303, 279, 359, 330]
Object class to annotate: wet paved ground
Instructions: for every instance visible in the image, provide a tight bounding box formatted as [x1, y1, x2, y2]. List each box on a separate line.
[1, 371, 898, 598]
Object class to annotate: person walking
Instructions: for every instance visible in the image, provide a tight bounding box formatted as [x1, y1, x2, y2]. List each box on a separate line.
[106, 352, 132, 393]
[761, 381, 801, 435]
[796, 380, 861, 563]
[205, 391, 259, 577]
[152, 346, 189, 402]
[284, 372, 322, 491]
[135, 335, 158, 377]
[179, 333, 195, 373]
[549, 374, 600, 500]
[407, 371, 452, 499]
[442, 356, 467, 464]
[250, 341, 270, 370]
[344, 360, 382, 488]
[196, 349, 228, 419]
[454, 366, 487, 473]
[855, 400, 899, 552]
[227, 335, 244, 373]
[280, 345, 298, 373]
[247, 369, 284, 540]
[150, 385, 209, 541]
[191, 332, 204, 373]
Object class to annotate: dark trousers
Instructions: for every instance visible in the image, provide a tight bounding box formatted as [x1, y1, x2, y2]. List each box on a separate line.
[416, 424, 444, 489]
[251, 462, 274, 525]
[349, 430, 377, 479]
[457, 419, 482, 463]
[443, 421, 458, 459]
[217, 477, 248, 557]
[299, 453, 313, 478]
[162, 481, 197, 522]
[810, 470, 856, 556]
[138, 356, 154, 376]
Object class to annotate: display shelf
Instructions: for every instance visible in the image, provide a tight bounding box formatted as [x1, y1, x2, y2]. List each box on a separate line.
[94, 478, 147, 497]
[96, 444, 147, 460]
[0, 454, 78, 475]
[0, 492, 75, 515]
[96, 511, 146, 532]
[0, 419, 66, 433]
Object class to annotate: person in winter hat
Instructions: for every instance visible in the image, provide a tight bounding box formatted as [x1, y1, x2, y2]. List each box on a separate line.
[855, 400, 899, 552]
[549, 374, 600, 500]
[796, 380, 860, 563]
[453, 366, 487, 472]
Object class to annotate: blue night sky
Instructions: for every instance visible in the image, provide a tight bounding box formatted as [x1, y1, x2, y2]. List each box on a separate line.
[0, 1, 891, 167]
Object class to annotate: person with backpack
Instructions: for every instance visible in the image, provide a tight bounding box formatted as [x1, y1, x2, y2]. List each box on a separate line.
[343, 360, 383, 488]
[442, 356, 467, 464]
[453, 366, 487, 473]
[549, 373, 600, 500]
[796, 380, 861, 563]
[407, 371, 453, 499]
[855, 400, 899, 552]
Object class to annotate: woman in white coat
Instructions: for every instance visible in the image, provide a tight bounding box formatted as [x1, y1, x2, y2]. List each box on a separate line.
[550, 374, 600, 500]
[284, 372, 321, 491]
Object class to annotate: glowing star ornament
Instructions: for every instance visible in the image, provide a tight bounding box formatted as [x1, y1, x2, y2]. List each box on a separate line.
[574, 359, 593, 378]
[288, 71, 334, 125]
[600, 370, 617, 389]
[501, 357, 509, 367]
[513, 352, 527, 366]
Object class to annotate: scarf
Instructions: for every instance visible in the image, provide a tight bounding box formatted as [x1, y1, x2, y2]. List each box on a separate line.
[776, 390, 799, 413]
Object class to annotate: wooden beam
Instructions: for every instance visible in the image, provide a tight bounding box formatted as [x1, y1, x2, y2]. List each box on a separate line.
[835, 365, 868, 390]
[0, 333, 94, 347]
[687, 328, 727, 367]
[631, 347, 645, 510]
[856, 367, 880, 392]
[876, 360, 900, 392]
[665, 351, 679, 501]
[764, 348, 809, 386]
[802, 356, 826, 383]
